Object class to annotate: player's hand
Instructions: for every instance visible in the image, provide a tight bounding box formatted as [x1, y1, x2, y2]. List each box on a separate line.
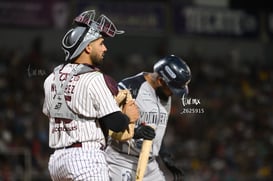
[115, 89, 130, 106]
[123, 100, 139, 123]
[133, 124, 155, 140]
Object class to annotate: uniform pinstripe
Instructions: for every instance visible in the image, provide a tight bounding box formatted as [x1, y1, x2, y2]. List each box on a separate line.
[43, 63, 120, 181]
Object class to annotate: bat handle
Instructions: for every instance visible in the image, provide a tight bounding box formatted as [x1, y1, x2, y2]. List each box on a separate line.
[135, 139, 153, 181]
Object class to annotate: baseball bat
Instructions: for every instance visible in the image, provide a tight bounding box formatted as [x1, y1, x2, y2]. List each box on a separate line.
[135, 139, 153, 181]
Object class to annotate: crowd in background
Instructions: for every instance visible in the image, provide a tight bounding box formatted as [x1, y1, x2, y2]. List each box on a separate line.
[0, 36, 272, 181]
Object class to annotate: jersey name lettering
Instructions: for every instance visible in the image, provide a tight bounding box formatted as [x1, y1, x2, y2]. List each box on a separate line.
[52, 118, 77, 133]
[52, 126, 77, 133]
[139, 111, 167, 125]
[59, 73, 80, 82]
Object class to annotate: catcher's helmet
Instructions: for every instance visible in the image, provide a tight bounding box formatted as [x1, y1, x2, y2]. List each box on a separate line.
[153, 55, 191, 97]
[62, 10, 124, 61]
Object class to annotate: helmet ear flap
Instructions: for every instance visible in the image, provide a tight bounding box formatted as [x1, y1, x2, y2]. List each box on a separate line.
[61, 26, 89, 61]
[63, 29, 77, 46]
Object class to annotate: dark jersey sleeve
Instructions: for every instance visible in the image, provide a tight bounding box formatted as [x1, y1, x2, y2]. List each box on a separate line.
[103, 74, 119, 96]
[118, 72, 146, 99]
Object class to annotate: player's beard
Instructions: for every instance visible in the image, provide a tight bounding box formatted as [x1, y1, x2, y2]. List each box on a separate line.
[155, 86, 169, 101]
[90, 53, 104, 67]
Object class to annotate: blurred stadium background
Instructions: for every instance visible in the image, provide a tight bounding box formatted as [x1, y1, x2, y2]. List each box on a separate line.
[0, 0, 272, 180]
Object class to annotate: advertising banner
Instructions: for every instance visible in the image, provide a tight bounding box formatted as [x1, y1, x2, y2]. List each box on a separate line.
[0, 0, 69, 29]
[173, 5, 259, 37]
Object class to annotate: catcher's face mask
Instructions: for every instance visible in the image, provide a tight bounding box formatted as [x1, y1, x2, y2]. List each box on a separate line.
[62, 10, 124, 61]
[74, 10, 125, 37]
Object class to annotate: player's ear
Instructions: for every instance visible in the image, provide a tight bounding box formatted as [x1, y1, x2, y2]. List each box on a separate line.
[85, 43, 92, 53]
[157, 77, 165, 87]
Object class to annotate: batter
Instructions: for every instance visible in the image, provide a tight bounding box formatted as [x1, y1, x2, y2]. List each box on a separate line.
[106, 55, 191, 181]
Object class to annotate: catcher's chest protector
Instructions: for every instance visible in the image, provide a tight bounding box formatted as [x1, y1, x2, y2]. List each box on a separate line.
[49, 64, 96, 120]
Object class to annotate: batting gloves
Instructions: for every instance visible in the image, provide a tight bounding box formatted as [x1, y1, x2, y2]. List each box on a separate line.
[133, 124, 155, 140]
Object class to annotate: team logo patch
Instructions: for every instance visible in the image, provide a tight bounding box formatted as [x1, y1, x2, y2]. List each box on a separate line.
[121, 170, 132, 181]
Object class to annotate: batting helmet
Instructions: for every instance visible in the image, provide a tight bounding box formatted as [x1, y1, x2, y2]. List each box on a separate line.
[62, 10, 124, 61]
[153, 55, 191, 97]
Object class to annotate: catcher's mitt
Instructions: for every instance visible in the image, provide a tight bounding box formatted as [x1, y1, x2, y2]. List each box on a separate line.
[109, 89, 135, 141]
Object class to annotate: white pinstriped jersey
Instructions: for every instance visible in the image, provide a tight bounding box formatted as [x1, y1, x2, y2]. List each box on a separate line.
[109, 72, 171, 157]
[43, 63, 120, 149]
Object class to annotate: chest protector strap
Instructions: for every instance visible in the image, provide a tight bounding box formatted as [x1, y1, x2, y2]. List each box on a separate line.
[49, 64, 95, 120]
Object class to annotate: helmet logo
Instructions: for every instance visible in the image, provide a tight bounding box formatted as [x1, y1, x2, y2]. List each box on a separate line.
[165, 65, 176, 79]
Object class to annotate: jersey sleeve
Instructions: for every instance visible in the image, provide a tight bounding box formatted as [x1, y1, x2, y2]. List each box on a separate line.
[78, 73, 120, 118]
[88, 73, 121, 118]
